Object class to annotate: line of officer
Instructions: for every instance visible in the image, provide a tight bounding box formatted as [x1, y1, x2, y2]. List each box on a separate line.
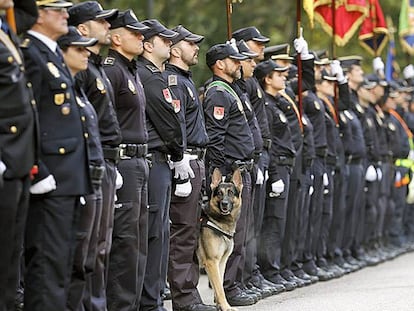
[0, 1, 37, 310]
[57, 26, 104, 311]
[103, 10, 150, 311]
[67, 2, 122, 310]
[136, 19, 185, 311]
[203, 42, 255, 306]
[22, 0, 92, 310]
[163, 25, 214, 311]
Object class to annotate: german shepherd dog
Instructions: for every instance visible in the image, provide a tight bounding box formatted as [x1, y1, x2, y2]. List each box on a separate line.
[198, 168, 243, 311]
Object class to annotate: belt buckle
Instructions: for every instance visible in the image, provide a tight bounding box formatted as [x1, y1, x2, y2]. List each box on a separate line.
[119, 144, 131, 160]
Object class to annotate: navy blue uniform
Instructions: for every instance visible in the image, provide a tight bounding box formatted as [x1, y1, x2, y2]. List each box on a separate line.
[22, 32, 91, 311]
[104, 49, 149, 311]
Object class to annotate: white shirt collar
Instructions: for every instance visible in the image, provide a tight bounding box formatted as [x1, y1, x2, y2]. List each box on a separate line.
[27, 30, 58, 53]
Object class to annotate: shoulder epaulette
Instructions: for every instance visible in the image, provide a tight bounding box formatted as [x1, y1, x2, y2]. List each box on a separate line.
[168, 74, 177, 86]
[20, 38, 30, 49]
[103, 57, 115, 66]
[146, 64, 160, 73]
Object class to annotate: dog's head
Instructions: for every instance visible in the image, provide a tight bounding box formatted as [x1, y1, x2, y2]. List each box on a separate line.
[209, 168, 243, 216]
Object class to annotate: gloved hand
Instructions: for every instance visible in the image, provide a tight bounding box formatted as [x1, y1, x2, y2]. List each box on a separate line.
[270, 179, 285, 197]
[174, 180, 192, 197]
[115, 168, 123, 190]
[264, 169, 269, 182]
[30, 174, 57, 194]
[395, 171, 402, 183]
[330, 60, 347, 84]
[293, 36, 313, 60]
[256, 168, 264, 185]
[403, 64, 414, 80]
[365, 165, 377, 182]
[373, 57, 385, 74]
[376, 167, 383, 181]
[309, 185, 314, 196]
[172, 154, 195, 180]
[0, 160, 6, 188]
[407, 177, 414, 204]
[323, 173, 329, 186]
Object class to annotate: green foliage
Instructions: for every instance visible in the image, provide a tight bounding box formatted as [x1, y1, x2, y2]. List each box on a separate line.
[94, 0, 411, 87]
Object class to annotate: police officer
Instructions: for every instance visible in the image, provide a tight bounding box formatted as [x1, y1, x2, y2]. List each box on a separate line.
[0, 1, 37, 310]
[203, 43, 255, 307]
[254, 60, 297, 291]
[57, 26, 104, 311]
[22, 1, 92, 310]
[136, 19, 185, 311]
[164, 25, 214, 311]
[67, 2, 122, 309]
[103, 10, 149, 311]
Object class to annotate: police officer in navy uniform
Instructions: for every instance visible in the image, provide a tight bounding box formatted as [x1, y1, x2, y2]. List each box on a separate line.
[136, 19, 185, 311]
[67, 3, 122, 309]
[0, 1, 37, 310]
[164, 25, 215, 311]
[203, 43, 255, 307]
[22, 1, 92, 310]
[103, 10, 149, 311]
[57, 27, 104, 311]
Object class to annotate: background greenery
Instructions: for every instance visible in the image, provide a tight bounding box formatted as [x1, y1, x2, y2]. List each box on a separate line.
[75, 0, 412, 87]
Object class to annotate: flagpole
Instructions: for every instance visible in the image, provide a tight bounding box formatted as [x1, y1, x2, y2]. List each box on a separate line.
[296, 0, 303, 117]
[332, 0, 339, 123]
[226, 0, 232, 40]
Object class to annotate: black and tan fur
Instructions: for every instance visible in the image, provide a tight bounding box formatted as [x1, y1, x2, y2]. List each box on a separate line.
[198, 168, 243, 311]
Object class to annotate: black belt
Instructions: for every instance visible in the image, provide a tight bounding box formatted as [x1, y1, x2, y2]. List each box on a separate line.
[263, 139, 272, 151]
[185, 147, 206, 160]
[347, 155, 362, 165]
[326, 155, 337, 166]
[102, 146, 120, 163]
[119, 143, 147, 159]
[146, 150, 168, 163]
[315, 147, 328, 158]
[275, 156, 295, 167]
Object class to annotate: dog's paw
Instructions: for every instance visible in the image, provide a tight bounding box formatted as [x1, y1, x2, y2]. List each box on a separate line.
[218, 305, 238, 311]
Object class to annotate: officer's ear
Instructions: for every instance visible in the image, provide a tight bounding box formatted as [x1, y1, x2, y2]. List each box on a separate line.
[109, 30, 122, 47]
[216, 59, 226, 71]
[77, 23, 90, 38]
[264, 73, 273, 86]
[143, 39, 154, 53]
[170, 45, 182, 59]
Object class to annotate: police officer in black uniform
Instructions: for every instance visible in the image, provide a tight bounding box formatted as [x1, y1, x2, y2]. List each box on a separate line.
[103, 10, 149, 311]
[57, 27, 104, 311]
[136, 19, 185, 311]
[22, 1, 92, 310]
[164, 25, 215, 311]
[67, 3, 122, 309]
[0, 1, 37, 310]
[203, 43, 255, 307]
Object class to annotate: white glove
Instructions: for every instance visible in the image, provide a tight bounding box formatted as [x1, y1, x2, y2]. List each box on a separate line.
[174, 180, 192, 197]
[30, 174, 57, 194]
[309, 186, 314, 196]
[365, 165, 377, 182]
[403, 64, 414, 80]
[373, 57, 385, 74]
[323, 173, 329, 186]
[376, 167, 383, 181]
[256, 168, 264, 185]
[330, 60, 347, 84]
[271, 179, 285, 194]
[115, 168, 123, 190]
[293, 36, 313, 60]
[172, 154, 195, 180]
[395, 171, 402, 183]
[0, 160, 6, 188]
[264, 170, 269, 182]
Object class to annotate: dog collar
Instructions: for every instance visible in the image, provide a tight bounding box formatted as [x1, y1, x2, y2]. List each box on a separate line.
[200, 216, 234, 239]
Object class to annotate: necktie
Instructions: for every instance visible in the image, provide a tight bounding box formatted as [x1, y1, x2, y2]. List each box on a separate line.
[1, 21, 10, 36]
[55, 47, 65, 65]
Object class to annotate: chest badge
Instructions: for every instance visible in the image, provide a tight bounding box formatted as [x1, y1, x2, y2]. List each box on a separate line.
[128, 79, 137, 94]
[47, 62, 60, 78]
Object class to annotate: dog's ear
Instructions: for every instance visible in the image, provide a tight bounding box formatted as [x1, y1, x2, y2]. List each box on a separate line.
[232, 168, 243, 193]
[210, 168, 222, 190]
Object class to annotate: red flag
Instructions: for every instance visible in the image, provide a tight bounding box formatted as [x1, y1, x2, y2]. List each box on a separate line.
[311, 0, 368, 46]
[358, 0, 389, 56]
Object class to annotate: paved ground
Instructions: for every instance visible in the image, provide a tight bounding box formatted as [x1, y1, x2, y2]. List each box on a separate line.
[164, 251, 414, 311]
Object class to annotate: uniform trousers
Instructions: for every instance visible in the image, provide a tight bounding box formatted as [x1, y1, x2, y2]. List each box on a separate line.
[342, 162, 364, 258]
[24, 195, 81, 311]
[67, 181, 102, 311]
[168, 159, 204, 309]
[87, 159, 116, 311]
[140, 153, 171, 311]
[0, 176, 30, 311]
[376, 162, 391, 243]
[258, 165, 291, 281]
[107, 156, 149, 311]
[363, 173, 380, 247]
[223, 171, 252, 297]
